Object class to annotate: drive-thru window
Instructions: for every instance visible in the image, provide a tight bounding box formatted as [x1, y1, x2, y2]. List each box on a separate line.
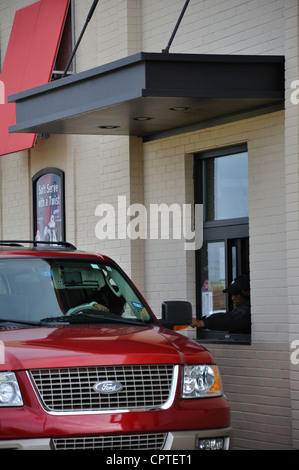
[194, 145, 250, 344]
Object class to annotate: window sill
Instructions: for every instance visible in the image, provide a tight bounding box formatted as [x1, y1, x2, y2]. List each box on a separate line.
[195, 330, 251, 345]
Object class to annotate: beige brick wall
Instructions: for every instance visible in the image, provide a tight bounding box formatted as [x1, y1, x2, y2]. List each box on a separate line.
[1, 0, 299, 450]
[74, 0, 141, 70]
[142, 110, 295, 449]
[0, 0, 33, 61]
[143, 112, 286, 333]
[210, 342, 293, 450]
[141, 0, 285, 55]
[0, 0, 142, 278]
[284, 0, 299, 450]
[0, 152, 30, 240]
[68, 0, 144, 278]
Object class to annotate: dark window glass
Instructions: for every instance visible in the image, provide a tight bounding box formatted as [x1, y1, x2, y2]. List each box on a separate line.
[200, 241, 226, 316]
[52, 0, 75, 80]
[194, 145, 250, 344]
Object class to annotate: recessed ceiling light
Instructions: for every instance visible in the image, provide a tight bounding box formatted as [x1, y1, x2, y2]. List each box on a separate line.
[133, 117, 153, 121]
[169, 107, 191, 111]
[98, 125, 120, 129]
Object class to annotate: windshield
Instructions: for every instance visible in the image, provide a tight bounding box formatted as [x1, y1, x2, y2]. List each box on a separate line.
[0, 258, 156, 326]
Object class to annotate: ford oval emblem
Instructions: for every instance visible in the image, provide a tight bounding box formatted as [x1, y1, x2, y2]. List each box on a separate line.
[93, 381, 123, 394]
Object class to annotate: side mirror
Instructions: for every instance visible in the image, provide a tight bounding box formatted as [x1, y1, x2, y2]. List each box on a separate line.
[160, 300, 192, 329]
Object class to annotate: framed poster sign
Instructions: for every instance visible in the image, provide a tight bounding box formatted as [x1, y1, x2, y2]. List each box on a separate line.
[32, 168, 65, 242]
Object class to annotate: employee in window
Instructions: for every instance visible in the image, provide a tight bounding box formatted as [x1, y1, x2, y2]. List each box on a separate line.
[191, 275, 251, 334]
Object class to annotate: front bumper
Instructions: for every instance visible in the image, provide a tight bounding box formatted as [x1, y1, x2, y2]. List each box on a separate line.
[164, 428, 232, 450]
[0, 428, 232, 450]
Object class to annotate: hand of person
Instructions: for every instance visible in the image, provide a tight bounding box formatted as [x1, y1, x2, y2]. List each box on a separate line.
[94, 303, 109, 312]
[191, 318, 205, 328]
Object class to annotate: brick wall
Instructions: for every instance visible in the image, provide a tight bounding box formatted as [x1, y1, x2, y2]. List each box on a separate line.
[142, 111, 286, 325]
[143, 110, 293, 449]
[68, 0, 143, 277]
[141, 0, 285, 55]
[0, 153, 31, 240]
[1, 0, 299, 449]
[139, 0, 298, 449]
[284, 0, 299, 450]
[0, 0, 39, 240]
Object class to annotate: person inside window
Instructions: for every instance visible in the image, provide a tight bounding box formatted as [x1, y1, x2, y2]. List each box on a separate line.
[191, 275, 251, 334]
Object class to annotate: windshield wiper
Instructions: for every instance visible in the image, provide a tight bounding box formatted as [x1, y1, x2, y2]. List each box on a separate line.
[38, 315, 70, 324]
[0, 318, 47, 327]
[73, 312, 145, 326]
[41, 312, 146, 326]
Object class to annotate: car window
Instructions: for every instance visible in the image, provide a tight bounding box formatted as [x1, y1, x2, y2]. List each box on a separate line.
[0, 274, 8, 294]
[0, 258, 155, 326]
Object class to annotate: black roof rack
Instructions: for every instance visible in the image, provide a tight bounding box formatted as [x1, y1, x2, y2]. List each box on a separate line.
[0, 240, 77, 250]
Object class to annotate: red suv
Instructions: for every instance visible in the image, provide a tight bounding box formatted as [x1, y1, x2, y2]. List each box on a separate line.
[0, 241, 231, 450]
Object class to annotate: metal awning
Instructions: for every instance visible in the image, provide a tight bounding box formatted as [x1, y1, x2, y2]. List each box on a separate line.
[9, 52, 285, 142]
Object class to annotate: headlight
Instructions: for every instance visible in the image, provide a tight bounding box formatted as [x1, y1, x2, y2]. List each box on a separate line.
[182, 365, 222, 398]
[0, 372, 23, 406]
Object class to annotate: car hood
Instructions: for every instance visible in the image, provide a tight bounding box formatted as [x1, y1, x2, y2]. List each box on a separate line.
[0, 325, 213, 370]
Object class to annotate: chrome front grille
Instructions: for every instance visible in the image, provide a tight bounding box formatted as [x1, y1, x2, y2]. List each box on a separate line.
[51, 433, 167, 450]
[29, 364, 176, 413]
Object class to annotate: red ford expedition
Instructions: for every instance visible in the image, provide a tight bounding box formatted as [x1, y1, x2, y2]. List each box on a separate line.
[0, 241, 231, 450]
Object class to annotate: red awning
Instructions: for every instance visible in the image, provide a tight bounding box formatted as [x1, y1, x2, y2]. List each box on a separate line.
[0, 0, 70, 156]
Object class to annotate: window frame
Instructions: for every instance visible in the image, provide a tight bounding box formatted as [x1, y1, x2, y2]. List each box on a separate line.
[194, 144, 251, 345]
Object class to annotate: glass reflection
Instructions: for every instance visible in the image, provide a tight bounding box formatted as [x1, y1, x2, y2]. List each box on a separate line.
[200, 242, 226, 315]
[205, 152, 248, 221]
